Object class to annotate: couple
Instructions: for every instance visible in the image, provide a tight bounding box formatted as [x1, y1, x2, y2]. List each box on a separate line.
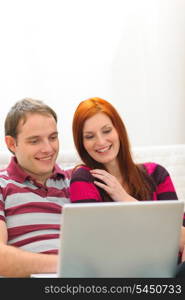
[0, 97, 184, 277]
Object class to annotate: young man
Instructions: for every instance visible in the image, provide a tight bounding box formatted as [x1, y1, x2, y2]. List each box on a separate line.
[0, 98, 71, 277]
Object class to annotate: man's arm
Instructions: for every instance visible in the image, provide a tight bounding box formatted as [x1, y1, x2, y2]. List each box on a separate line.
[180, 226, 185, 253]
[182, 245, 185, 262]
[0, 220, 58, 277]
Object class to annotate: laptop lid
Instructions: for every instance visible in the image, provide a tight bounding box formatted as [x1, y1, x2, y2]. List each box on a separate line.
[58, 200, 184, 278]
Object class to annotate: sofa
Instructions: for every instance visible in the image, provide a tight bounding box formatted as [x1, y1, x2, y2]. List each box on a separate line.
[1, 144, 185, 203]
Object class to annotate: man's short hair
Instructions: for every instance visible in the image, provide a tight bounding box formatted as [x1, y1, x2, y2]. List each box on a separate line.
[5, 98, 57, 138]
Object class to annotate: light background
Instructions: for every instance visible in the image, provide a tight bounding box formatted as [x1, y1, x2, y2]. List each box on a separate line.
[0, 0, 185, 153]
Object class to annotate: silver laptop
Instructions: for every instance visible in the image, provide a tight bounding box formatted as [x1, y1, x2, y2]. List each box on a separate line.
[57, 200, 184, 278]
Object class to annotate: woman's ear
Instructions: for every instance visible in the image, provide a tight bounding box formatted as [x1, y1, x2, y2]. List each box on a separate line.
[5, 136, 16, 153]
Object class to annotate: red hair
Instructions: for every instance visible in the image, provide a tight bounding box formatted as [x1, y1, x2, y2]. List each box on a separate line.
[72, 97, 151, 200]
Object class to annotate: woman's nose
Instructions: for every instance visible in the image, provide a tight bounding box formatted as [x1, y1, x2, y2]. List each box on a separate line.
[95, 134, 105, 145]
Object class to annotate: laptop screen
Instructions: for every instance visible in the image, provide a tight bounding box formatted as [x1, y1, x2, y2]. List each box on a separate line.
[58, 200, 184, 278]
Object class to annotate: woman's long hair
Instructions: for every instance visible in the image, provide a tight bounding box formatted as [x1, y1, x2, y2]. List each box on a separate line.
[72, 97, 151, 200]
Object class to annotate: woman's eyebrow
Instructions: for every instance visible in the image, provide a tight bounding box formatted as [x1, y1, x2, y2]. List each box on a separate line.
[83, 124, 111, 134]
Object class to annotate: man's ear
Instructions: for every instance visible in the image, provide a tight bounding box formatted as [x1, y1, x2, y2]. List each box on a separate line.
[5, 136, 16, 154]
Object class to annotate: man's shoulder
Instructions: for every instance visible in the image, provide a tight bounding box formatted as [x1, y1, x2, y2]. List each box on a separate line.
[61, 168, 73, 179]
[0, 165, 17, 191]
[54, 164, 73, 180]
[0, 167, 10, 180]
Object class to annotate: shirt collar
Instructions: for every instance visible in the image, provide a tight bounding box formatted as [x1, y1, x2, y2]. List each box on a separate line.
[7, 156, 66, 183]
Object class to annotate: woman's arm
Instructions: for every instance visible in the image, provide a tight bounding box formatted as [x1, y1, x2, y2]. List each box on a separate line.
[148, 163, 185, 255]
[145, 163, 178, 200]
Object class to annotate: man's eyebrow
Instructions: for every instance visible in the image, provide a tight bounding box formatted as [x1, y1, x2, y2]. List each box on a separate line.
[25, 131, 58, 140]
[25, 135, 40, 141]
[49, 131, 58, 136]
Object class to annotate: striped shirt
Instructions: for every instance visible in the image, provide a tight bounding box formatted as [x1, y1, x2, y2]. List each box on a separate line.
[0, 157, 72, 254]
[70, 163, 185, 227]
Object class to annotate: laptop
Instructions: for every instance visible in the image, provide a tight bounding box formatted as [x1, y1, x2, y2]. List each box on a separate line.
[57, 200, 184, 278]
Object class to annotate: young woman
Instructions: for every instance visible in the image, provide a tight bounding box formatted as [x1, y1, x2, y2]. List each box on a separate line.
[70, 97, 185, 265]
[70, 97, 178, 202]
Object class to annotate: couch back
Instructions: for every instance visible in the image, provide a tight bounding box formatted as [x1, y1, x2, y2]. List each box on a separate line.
[1, 144, 185, 201]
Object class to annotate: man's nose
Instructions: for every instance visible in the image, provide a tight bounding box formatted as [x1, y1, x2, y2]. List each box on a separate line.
[41, 140, 53, 152]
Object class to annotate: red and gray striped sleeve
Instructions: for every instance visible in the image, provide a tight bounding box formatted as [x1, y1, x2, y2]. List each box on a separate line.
[0, 188, 5, 222]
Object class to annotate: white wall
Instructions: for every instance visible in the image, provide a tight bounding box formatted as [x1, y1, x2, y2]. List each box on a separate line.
[0, 0, 185, 153]
[111, 0, 185, 146]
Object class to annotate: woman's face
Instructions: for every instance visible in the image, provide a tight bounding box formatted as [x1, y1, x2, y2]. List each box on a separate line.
[82, 112, 120, 168]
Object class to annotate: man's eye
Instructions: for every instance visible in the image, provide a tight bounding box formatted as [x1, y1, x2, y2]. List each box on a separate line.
[30, 140, 38, 144]
[50, 135, 57, 140]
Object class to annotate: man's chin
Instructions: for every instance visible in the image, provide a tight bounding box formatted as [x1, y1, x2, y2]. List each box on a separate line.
[35, 167, 54, 176]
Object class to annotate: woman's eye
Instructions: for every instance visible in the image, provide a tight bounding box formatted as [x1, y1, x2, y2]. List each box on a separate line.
[84, 135, 94, 140]
[103, 129, 111, 134]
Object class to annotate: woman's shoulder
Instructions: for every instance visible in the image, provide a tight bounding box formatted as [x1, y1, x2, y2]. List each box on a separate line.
[142, 162, 171, 186]
[71, 165, 93, 182]
[72, 164, 91, 174]
[142, 162, 168, 175]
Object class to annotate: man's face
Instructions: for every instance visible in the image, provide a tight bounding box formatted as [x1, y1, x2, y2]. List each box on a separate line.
[7, 113, 59, 184]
